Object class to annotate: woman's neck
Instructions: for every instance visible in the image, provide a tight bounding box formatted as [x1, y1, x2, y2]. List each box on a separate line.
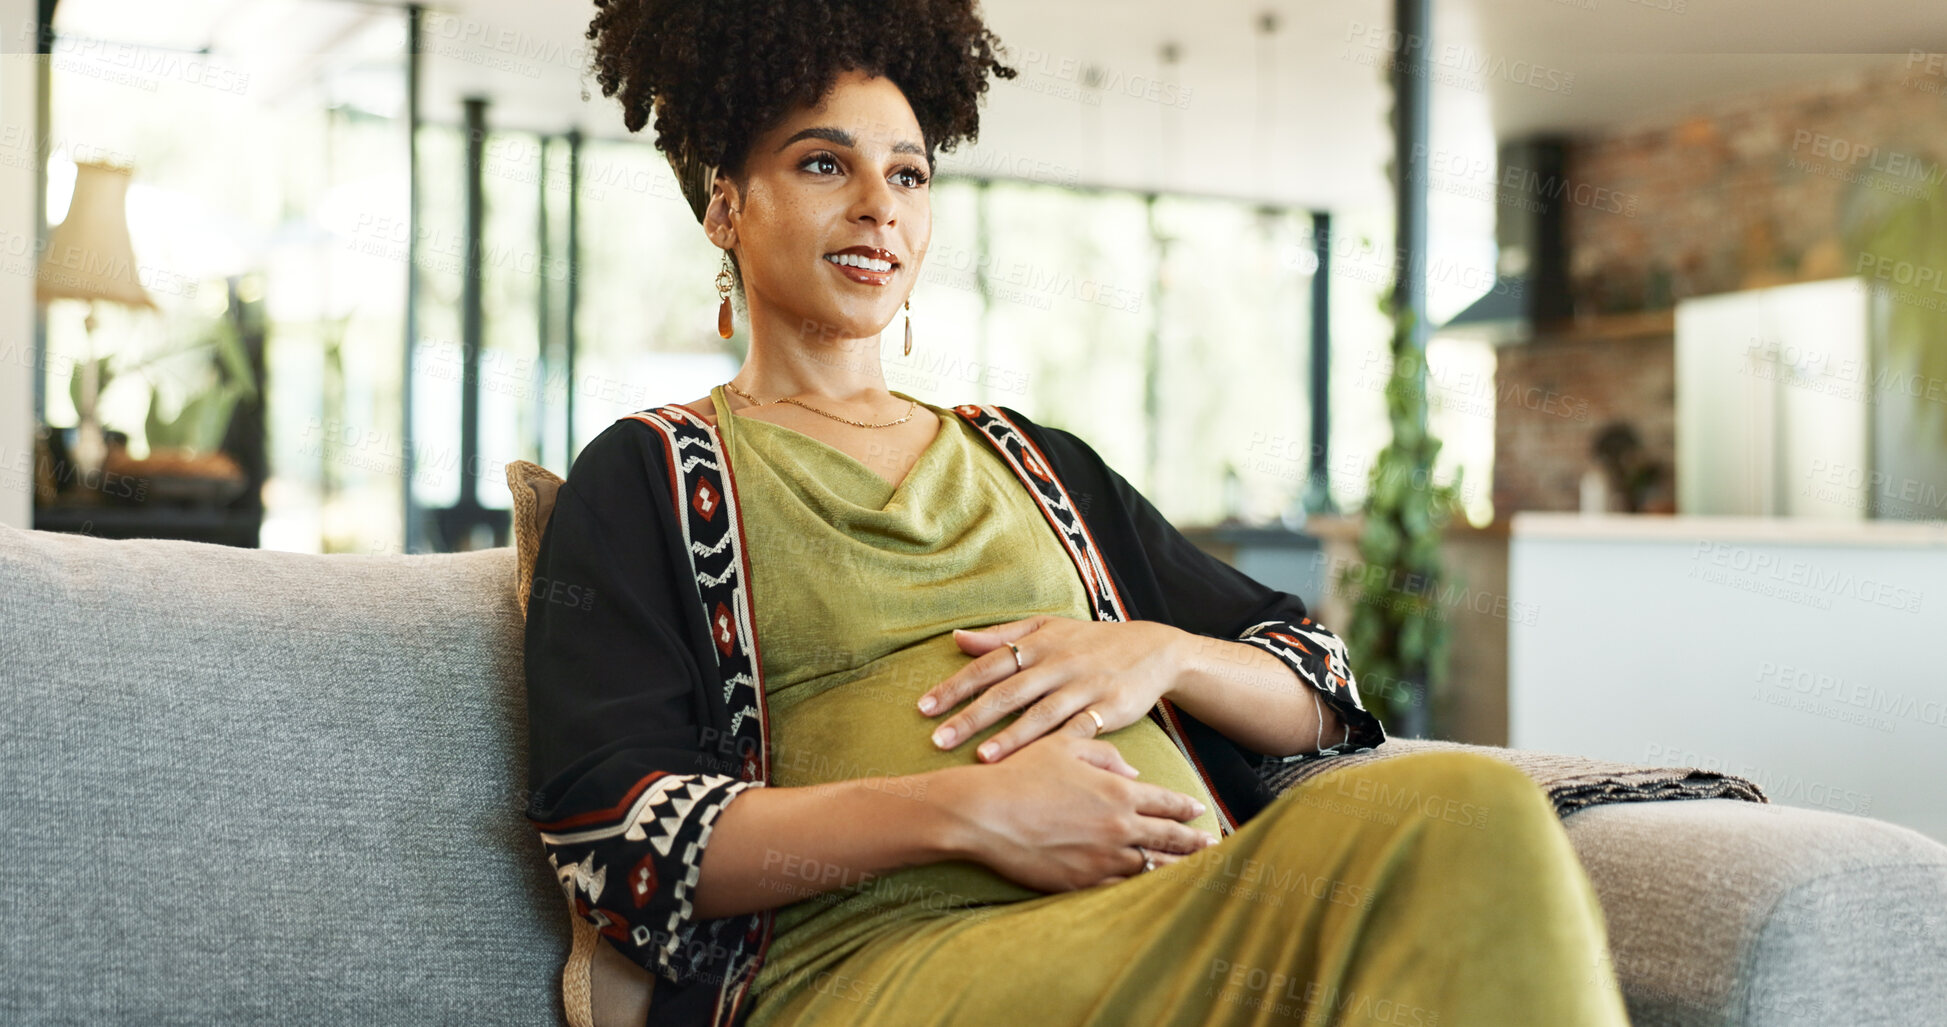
[736, 308, 896, 404]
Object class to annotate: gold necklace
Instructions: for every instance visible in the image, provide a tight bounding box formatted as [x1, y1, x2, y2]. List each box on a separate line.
[722, 380, 916, 429]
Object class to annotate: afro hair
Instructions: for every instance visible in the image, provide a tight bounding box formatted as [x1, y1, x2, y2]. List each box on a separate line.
[583, 0, 1017, 189]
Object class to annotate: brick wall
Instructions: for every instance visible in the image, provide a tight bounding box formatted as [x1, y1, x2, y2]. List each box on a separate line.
[1493, 325, 1676, 514]
[1493, 53, 1944, 514]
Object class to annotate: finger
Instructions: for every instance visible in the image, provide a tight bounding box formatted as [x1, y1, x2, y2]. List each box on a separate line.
[1133, 815, 1218, 856]
[1072, 736, 1141, 778]
[932, 669, 1058, 752]
[1127, 783, 1209, 824]
[924, 616, 1061, 711]
[952, 616, 1049, 649]
[974, 683, 1091, 763]
[1097, 875, 1129, 887]
[920, 634, 1036, 727]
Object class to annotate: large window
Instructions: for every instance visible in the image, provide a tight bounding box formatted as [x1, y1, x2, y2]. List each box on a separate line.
[40, 3, 1487, 550]
[903, 179, 1320, 527]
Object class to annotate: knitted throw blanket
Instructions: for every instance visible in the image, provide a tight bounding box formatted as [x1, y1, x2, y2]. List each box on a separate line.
[1258, 737, 1770, 817]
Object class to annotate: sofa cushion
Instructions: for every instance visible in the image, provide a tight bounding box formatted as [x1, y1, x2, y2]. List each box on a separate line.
[507, 459, 565, 623]
[0, 525, 566, 1024]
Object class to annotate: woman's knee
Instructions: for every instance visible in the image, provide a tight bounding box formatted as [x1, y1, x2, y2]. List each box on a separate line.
[1281, 750, 1555, 838]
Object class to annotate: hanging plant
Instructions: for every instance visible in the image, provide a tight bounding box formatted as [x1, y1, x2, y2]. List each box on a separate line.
[1332, 297, 1468, 737]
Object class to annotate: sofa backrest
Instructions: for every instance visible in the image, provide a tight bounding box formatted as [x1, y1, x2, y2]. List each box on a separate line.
[0, 525, 566, 1024]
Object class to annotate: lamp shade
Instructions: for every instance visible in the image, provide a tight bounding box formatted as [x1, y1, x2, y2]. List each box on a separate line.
[36, 161, 157, 310]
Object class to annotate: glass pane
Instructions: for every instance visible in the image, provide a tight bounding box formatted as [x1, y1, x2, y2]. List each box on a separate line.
[572, 140, 734, 454]
[899, 178, 989, 402]
[1153, 197, 1313, 526]
[475, 129, 546, 511]
[977, 181, 1154, 503]
[1323, 204, 1397, 514]
[409, 122, 465, 517]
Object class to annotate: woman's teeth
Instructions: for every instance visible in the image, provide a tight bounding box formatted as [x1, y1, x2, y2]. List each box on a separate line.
[826, 253, 894, 272]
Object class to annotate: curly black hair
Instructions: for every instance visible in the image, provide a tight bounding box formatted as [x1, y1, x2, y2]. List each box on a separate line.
[583, 0, 1016, 211]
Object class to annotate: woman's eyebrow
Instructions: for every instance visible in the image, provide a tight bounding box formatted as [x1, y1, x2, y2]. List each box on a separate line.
[775, 125, 926, 160]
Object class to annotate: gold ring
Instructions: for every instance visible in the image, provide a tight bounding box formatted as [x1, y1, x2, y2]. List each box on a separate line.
[1084, 707, 1104, 735]
[1134, 845, 1155, 874]
[1007, 641, 1023, 672]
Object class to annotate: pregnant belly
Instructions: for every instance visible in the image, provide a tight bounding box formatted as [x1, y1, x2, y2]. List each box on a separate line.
[759, 632, 1223, 944]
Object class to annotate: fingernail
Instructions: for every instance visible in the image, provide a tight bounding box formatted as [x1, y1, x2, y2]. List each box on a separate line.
[933, 726, 955, 748]
[977, 741, 998, 760]
[1202, 833, 1220, 846]
[1191, 801, 1206, 815]
[917, 695, 936, 714]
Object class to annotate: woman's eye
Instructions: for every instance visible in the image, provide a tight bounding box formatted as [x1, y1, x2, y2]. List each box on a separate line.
[895, 167, 930, 188]
[801, 153, 841, 175]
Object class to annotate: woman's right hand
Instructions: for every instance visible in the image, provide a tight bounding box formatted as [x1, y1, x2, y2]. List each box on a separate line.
[923, 711, 1221, 892]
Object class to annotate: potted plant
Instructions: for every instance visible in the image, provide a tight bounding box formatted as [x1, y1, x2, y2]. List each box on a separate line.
[1332, 298, 1468, 738]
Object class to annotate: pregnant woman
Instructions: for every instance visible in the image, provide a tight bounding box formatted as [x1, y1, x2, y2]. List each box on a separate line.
[522, 2, 1633, 1026]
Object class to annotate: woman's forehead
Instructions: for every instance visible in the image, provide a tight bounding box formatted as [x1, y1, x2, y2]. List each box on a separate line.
[766, 74, 923, 153]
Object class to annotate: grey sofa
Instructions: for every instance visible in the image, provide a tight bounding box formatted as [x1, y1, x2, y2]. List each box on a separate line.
[3, 523, 1944, 1026]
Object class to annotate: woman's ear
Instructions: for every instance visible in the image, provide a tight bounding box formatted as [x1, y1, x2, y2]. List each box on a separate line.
[703, 174, 739, 249]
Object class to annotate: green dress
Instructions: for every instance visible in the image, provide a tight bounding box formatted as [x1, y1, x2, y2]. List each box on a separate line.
[713, 385, 1630, 1027]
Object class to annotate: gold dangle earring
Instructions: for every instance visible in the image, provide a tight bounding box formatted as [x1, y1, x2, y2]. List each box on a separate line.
[715, 252, 735, 339]
[902, 297, 913, 356]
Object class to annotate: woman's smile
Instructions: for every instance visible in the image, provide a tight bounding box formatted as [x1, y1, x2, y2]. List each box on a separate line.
[823, 245, 901, 285]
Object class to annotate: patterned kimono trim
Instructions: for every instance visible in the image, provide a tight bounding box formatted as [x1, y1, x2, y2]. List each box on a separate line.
[597, 405, 778, 1024]
[1236, 619, 1388, 764]
[949, 403, 1250, 835]
[535, 771, 756, 980]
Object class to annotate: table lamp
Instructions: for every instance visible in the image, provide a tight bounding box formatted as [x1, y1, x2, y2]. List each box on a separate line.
[35, 160, 157, 480]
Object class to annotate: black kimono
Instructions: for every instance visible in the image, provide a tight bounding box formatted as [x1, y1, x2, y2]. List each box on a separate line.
[523, 398, 1388, 1027]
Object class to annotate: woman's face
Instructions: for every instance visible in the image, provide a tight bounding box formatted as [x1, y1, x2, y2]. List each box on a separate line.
[711, 67, 932, 348]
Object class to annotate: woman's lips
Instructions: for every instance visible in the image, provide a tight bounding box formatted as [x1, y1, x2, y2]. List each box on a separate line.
[824, 254, 896, 286]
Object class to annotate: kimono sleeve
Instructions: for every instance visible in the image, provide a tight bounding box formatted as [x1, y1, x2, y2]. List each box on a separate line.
[522, 421, 763, 990]
[1031, 420, 1387, 765]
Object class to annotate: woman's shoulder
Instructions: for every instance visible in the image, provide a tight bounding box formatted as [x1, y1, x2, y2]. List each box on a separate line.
[559, 408, 696, 512]
[670, 395, 717, 426]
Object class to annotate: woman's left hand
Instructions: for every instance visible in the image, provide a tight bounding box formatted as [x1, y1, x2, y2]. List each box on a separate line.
[919, 615, 1187, 762]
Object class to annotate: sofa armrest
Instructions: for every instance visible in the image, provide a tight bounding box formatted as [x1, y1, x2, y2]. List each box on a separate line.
[1561, 797, 1947, 1027]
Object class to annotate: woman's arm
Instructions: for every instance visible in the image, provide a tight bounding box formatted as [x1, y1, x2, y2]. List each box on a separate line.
[695, 727, 1220, 918]
[1021, 417, 1386, 763]
[1167, 631, 1348, 758]
[525, 422, 774, 990]
[688, 773, 958, 920]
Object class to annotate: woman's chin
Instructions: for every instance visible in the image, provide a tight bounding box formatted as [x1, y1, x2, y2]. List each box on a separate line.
[791, 305, 902, 347]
